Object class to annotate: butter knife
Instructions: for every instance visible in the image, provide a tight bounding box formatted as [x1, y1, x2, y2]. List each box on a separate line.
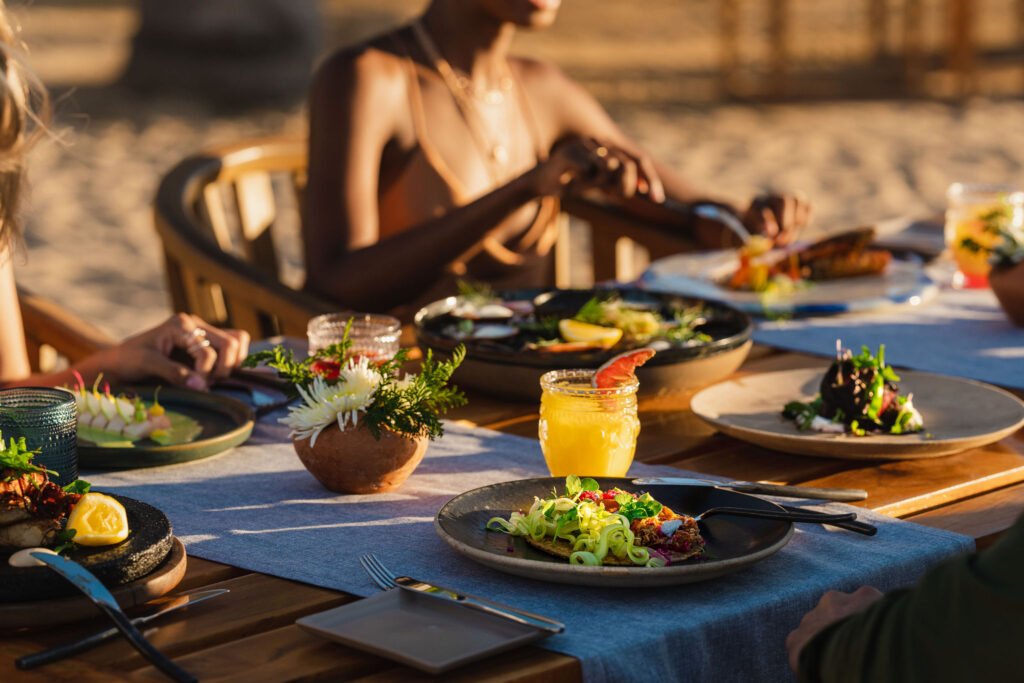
[17, 588, 228, 670]
[28, 551, 197, 683]
[632, 477, 868, 502]
[393, 575, 565, 634]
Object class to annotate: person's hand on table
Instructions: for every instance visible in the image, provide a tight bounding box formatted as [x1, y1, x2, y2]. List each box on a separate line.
[786, 585, 884, 672]
[75, 313, 251, 390]
[531, 135, 666, 204]
[742, 192, 811, 246]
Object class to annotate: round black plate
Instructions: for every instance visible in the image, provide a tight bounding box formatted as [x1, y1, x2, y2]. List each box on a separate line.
[435, 477, 793, 587]
[78, 386, 254, 469]
[415, 288, 753, 400]
[0, 494, 173, 602]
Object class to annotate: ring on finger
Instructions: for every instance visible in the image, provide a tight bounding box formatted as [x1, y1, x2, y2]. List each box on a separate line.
[594, 146, 609, 159]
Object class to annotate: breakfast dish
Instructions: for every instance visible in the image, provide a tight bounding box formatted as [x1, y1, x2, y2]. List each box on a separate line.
[487, 476, 705, 567]
[691, 364, 1024, 460]
[416, 288, 753, 400]
[782, 344, 923, 436]
[436, 477, 792, 587]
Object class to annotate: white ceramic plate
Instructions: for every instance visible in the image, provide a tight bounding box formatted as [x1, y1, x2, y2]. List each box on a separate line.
[642, 250, 938, 316]
[691, 368, 1024, 459]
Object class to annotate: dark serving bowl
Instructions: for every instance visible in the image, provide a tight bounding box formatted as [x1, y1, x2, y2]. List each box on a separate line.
[415, 287, 753, 401]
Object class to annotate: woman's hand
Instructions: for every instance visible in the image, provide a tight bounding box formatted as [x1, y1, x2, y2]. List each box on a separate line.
[530, 136, 666, 204]
[742, 193, 812, 246]
[785, 586, 884, 672]
[75, 314, 250, 390]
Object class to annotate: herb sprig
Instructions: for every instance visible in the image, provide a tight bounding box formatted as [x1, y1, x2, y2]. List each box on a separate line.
[0, 432, 54, 480]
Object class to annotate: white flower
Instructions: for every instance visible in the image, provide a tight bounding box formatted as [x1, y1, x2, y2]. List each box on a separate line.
[280, 357, 382, 446]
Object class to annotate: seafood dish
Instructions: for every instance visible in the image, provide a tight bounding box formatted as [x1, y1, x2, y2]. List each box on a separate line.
[487, 476, 705, 567]
[727, 228, 893, 293]
[69, 374, 202, 447]
[782, 343, 924, 436]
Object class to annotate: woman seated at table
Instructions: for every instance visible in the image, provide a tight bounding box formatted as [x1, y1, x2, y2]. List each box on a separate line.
[0, 9, 247, 390]
[787, 511, 1024, 681]
[303, 0, 813, 314]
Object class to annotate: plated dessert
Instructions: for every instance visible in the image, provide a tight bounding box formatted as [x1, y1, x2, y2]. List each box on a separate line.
[487, 476, 705, 567]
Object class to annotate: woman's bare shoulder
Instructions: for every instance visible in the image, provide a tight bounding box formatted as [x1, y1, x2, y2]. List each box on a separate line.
[312, 33, 408, 103]
[508, 56, 575, 94]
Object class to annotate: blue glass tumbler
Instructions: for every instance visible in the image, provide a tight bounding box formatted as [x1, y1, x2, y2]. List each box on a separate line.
[0, 387, 78, 486]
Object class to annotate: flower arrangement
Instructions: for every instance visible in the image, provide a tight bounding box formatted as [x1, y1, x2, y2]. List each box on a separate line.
[243, 329, 467, 445]
[991, 224, 1024, 268]
[243, 324, 467, 494]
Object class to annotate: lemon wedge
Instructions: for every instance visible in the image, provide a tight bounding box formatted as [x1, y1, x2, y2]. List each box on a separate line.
[558, 319, 623, 349]
[66, 493, 129, 546]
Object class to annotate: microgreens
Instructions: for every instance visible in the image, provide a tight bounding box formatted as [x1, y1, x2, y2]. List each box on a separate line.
[0, 432, 53, 481]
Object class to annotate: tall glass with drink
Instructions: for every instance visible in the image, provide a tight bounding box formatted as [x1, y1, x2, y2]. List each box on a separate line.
[945, 183, 1024, 289]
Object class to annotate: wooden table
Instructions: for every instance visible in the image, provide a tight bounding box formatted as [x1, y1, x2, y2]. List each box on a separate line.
[5, 346, 1023, 682]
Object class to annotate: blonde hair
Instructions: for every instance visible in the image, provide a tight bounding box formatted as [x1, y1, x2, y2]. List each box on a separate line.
[0, 1, 50, 250]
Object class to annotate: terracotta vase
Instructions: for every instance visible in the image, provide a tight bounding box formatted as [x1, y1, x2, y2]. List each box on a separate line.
[292, 423, 428, 494]
[989, 260, 1024, 327]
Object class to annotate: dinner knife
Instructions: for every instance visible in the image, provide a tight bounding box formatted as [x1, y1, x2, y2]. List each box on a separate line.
[393, 575, 565, 634]
[632, 477, 868, 502]
[27, 551, 197, 683]
[16, 588, 229, 670]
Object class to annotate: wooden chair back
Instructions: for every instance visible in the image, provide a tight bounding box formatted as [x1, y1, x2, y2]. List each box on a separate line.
[153, 138, 335, 340]
[18, 288, 114, 374]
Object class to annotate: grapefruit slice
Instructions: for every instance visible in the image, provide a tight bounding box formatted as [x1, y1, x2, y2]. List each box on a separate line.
[558, 319, 622, 349]
[592, 348, 657, 388]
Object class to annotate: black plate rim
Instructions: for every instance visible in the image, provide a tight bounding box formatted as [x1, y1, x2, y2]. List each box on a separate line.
[413, 287, 753, 369]
[435, 477, 794, 580]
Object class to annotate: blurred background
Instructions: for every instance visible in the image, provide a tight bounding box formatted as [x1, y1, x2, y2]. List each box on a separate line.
[14, 0, 1024, 337]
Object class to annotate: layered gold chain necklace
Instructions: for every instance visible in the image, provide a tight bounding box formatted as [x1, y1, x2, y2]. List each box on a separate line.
[411, 20, 518, 181]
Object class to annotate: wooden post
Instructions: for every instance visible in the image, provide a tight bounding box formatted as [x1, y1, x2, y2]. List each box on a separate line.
[903, 0, 925, 95]
[869, 0, 889, 61]
[768, 0, 790, 98]
[719, 0, 740, 98]
[947, 0, 976, 99]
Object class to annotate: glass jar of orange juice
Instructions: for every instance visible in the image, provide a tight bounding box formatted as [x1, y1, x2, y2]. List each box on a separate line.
[538, 369, 640, 477]
[945, 183, 1024, 289]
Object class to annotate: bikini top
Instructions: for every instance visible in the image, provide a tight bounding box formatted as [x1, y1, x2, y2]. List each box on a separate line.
[378, 32, 560, 282]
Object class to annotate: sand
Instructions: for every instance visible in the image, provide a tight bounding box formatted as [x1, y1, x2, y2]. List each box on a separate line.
[11, 0, 1024, 339]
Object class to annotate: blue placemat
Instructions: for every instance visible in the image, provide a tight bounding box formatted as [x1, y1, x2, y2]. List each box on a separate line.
[85, 419, 973, 683]
[754, 287, 1024, 389]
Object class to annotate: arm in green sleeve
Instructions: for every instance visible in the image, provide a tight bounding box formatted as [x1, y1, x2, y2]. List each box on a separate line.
[799, 513, 1024, 683]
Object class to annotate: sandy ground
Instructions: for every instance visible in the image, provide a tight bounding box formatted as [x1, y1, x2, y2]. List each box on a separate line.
[11, 0, 1024, 338]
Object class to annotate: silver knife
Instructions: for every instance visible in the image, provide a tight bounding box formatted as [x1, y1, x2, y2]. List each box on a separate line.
[393, 575, 565, 634]
[16, 588, 229, 670]
[27, 551, 198, 683]
[632, 477, 868, 502]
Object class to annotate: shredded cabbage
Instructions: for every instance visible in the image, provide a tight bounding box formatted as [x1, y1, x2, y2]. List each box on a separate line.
[486, 483, 663, 567]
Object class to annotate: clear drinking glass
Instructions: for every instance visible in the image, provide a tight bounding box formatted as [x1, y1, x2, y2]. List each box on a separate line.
[0, 387, 78, 486]
[307, 312, 401, 361]
[538, 369, 640, 477]
[945, 183, 1024, 289]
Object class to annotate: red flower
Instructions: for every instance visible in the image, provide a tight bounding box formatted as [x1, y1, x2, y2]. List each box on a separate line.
[310, 359, 341, 380]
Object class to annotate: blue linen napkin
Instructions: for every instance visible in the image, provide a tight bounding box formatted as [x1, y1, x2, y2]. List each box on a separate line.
[754, 287, 1024, 389]
[84, 420, 973, 683]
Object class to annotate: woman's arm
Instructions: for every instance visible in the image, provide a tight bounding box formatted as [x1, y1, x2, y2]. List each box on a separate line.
[303, 49, 555, 312]
[0, 254, 31, 382]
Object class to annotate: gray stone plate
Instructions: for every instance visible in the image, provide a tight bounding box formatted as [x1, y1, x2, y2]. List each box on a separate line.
[435, 477, 793, 587]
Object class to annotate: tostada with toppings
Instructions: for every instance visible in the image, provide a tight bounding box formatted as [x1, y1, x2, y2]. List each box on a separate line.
[487, 475, 705, 567]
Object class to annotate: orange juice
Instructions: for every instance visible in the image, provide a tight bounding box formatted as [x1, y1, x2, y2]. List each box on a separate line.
[538, 370, 640, 477]
[945, 184, 1023, 289]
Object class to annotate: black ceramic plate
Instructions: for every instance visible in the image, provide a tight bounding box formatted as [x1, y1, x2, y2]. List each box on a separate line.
[435, 478, 793, 587]
[0, 494, 173, 602]
[415, 288, 754, 400]
[78, 386, 254, 469]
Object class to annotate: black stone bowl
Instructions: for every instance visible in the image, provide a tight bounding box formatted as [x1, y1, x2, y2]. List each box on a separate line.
[0, 495, 173, 602]
[415, 287, 753, 400]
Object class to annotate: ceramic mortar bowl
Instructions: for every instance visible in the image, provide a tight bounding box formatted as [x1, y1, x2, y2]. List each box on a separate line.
[292, 423, 428, 494]
[989, 260, 1024, 327]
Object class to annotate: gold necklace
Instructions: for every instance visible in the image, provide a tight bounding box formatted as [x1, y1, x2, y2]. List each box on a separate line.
[411, 20, 516, 178]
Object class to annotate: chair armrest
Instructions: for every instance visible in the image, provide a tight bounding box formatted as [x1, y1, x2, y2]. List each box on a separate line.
[18, 288, 116, 369]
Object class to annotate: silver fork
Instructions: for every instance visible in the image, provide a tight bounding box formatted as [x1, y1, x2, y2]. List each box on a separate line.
[359, 554, 564, 634]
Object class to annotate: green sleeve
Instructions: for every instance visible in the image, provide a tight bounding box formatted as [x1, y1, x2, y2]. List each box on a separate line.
[798, 513, 1024, 683]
